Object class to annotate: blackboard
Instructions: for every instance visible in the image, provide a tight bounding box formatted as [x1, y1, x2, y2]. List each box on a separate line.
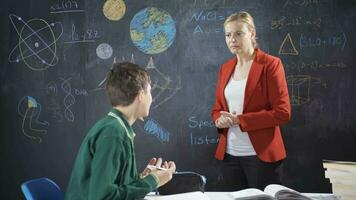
[1, 0, 356, 199]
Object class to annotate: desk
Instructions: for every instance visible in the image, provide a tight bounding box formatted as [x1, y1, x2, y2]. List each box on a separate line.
[205, 192, 339, 200]
[147, 192, 339, 200]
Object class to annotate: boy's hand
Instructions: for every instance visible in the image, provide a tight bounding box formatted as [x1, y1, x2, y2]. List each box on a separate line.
[150, 161, 176, 187]
[141, 157, 159, 178]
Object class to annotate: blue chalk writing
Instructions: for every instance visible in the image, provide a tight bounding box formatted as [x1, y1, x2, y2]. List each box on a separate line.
[144, 118, 170, 143]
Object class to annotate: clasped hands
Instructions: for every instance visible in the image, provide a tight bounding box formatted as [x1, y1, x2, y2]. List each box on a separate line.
[141, 157, 176, 187]
[215, 111, 240, 128]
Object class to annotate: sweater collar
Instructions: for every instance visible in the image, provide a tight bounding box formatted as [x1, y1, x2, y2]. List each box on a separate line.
[109, 108, 134, 133]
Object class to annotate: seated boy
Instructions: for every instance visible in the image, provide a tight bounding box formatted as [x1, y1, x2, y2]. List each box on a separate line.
[65, 62, 176, 200]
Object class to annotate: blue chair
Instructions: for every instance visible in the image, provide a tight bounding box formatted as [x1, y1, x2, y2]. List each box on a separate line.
[21, 177, 64, 200]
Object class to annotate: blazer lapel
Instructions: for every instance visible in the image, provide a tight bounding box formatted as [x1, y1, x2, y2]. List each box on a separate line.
[244, 49, 264, 110]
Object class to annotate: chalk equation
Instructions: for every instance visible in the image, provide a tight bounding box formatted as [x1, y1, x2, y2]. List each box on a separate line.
[64, 24, 100, 44]
[191, 10, 230, 22]
[284, 60, 347, 72]
[271, 16, 322, 30]
[283, 0, 328, 8]
[299, 32, 347, 50]
[279, 32, 347, 55]
[191, 0, 255, 9]
[50, 0, 84, 14]
[190, 9, 234, 35]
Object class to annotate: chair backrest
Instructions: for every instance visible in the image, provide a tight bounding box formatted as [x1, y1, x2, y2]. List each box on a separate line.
[21, 178, 64, 200]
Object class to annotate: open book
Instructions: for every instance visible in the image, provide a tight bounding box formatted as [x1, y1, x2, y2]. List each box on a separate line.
[144, 185, 336, 200]
[228, 184, 313, 200]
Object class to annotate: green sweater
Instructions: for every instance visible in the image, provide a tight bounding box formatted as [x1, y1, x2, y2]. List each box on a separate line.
[65, 108, 157, 200]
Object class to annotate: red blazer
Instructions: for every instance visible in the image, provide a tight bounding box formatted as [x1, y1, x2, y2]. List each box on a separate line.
[211, 48, 291, 163]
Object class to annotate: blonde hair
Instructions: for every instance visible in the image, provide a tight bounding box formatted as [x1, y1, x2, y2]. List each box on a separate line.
[224, 11, 258, 48]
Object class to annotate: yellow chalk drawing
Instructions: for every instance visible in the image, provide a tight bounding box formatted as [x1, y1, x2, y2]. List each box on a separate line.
[286, 75, 325, 106]
[103, 0, 126, 21]
[18, 96, 49, 143]
[279, 33, 299, 55]
[8, 14, 63, 71]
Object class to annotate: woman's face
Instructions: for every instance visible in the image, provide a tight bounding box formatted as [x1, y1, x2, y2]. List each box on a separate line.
[224, 20, 255, 55]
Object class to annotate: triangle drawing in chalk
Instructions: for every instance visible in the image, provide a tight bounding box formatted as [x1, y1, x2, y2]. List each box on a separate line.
[279, 33, 299, 55]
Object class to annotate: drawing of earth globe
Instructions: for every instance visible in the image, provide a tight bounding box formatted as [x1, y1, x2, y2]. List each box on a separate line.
[130, 7, 176, 54]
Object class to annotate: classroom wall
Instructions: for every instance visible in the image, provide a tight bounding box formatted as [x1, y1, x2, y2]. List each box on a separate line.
[1, 0, 356, 199]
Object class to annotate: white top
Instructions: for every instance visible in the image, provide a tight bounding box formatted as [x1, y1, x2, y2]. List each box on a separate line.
[224, 77, 256, 156]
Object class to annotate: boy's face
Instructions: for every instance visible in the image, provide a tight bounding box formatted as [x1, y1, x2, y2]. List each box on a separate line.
[140, 83, 152, 117]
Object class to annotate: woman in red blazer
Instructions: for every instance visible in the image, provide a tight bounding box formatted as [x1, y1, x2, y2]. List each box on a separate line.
[211, 12, 291, 190]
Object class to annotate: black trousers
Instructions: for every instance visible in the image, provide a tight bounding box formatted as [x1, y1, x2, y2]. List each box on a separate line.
[220, 153, 283, 191]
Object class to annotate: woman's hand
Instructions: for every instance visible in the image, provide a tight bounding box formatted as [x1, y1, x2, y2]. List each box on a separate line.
[215, 111, 239, 128]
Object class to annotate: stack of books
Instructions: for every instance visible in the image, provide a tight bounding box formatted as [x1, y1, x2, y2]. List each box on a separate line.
[323, 160, 356, 200]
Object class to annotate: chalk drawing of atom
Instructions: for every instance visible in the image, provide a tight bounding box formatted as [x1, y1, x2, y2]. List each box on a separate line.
[8, 14, 63, 71]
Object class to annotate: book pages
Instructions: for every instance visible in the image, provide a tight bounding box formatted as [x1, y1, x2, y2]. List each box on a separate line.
[264, 184, 296, 197]
[323, 160, 356, 200]
[228, 188, 274, 200]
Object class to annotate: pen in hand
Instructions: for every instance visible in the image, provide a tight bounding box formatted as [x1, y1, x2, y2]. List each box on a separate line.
[146, 165, 168, 171]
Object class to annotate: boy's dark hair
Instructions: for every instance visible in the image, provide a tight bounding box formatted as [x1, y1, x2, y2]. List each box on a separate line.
[106, 62, 150, 106]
